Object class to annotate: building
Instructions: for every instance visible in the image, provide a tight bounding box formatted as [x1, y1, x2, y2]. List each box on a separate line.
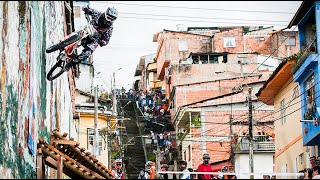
[256, 58, 309, 178]
[149, 25, 299, 173]
[288, 0, 320, 165]
[0, 1, 77, 178]
[75, 89, 116, 169]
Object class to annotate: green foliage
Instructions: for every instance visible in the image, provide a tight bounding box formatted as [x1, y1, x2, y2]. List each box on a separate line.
[147, 153, 156, 162]
[191, 115, 201, 128]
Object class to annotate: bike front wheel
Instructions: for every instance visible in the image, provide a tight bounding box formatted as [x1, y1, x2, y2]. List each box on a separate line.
[47, 54, 67, 81]
[46, 32, 82, 53]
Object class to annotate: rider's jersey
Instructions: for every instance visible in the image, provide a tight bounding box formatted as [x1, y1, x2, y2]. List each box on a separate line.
[112, 169, 125, 179]
[82, 6, 113, 47]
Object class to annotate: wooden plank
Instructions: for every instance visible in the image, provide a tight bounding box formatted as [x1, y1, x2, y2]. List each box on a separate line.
[57, 156, 64, 179]
[36, 148, 43, 179]
[52, 139, 80, 146]
[45, 156, 58, 168]
[44, 144, 106, 179]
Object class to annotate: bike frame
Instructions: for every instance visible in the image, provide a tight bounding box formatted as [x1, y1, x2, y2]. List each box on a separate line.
[63, 14, 93, 62]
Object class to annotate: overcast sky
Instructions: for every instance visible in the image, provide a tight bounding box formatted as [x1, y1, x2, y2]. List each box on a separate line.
[89, 1, 302, 92]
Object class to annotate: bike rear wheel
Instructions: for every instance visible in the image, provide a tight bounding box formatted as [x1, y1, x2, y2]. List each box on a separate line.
[46, 32, 82, 53]
[47, 54, 67, 81]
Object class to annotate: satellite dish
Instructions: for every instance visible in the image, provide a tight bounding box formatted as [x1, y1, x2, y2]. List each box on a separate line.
[186, 57, 193, 64]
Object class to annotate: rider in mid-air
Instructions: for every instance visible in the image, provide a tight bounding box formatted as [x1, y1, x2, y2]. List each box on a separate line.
[65, 5, 118, 70]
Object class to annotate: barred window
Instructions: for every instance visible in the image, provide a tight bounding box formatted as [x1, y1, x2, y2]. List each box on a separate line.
[87, 128, 103, 156]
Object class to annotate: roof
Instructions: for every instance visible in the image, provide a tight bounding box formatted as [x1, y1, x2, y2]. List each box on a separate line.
[38, 129, 114, 179]
[256, 56, 296, 105]
[288, 1, 315, 28]
[163, 29, 212, 37]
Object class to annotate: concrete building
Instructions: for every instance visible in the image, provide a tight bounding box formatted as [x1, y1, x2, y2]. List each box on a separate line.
[257, 58, 312, 178]
[0, 1, 77, 178]
[75, 89, 116, 169]
[150, 25, 299, 172]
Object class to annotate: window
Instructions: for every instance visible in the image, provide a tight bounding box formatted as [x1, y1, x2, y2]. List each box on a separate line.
[184, 150, 187, 161]
[299, 153, 304, 165]
[179, 40, 188, 51]
[224, 37, 236, 48]
[305, 74, 316, 119]
[281, 99, 286, 125]
[87, 128, 103, 156]
[293, 86, 300, 99]
[285, 37, 296, 46]
[256, 37, 265, 41]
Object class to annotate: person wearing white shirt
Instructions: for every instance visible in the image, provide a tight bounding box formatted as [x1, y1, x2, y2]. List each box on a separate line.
[179, 160, 190, 179]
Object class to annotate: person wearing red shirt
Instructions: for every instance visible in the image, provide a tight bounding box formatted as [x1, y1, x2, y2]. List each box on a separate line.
[197, 153, 213, 179]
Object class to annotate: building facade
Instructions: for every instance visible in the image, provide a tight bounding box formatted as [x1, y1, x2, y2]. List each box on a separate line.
[0, 1, 77, 178]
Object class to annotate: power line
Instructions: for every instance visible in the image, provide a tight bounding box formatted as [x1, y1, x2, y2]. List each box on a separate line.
[234, 41, 318, 123]
[96, 1, 296, 15]
[119, 16, 288, 27]
[229, 3, 315, 98]
[118, 12, 290, 23]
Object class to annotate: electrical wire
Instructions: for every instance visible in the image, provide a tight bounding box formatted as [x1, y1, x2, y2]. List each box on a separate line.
[94, 1, 296, 15]
[118, 16, 288, 27]
[118, 12, 291, 23]
[229, 3, 315, 97]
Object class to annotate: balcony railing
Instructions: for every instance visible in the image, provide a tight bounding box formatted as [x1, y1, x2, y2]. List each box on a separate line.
[234, 135, 275, 153]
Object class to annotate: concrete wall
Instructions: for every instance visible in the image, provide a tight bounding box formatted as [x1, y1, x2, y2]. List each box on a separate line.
[273, 77, 309, 176]
[0, 1, 76, 178]
[235, 153, 274, 179]
[156, 32, 212, 79]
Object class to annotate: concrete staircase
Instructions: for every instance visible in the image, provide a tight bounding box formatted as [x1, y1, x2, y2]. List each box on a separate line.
[118, 99, 146, 179]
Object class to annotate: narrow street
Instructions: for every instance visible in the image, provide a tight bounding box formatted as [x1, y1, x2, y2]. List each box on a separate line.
[1, 1, 319, 179]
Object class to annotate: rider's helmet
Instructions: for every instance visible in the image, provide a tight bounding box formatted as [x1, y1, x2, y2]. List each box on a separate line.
[114, 159, 122, 169]
[98, 7, 118, 28]
[105, 7, 118, 22]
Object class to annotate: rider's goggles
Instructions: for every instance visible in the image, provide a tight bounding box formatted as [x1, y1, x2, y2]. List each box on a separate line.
[105, 13, 116, 22]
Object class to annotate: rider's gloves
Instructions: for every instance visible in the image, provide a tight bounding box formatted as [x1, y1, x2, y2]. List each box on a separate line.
[82, 6, 90, 14]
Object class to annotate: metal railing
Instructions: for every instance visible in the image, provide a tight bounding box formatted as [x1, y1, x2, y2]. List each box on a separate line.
[235, 136, 275, 152]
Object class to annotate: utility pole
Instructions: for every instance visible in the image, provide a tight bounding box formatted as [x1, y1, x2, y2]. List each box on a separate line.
[93, 85, 99, 157]
[107, 116, 111, 169]
[248, 87, 254, 179]
[113, 71, 117, 117]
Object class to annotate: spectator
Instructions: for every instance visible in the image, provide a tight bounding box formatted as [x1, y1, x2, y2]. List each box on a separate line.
[313, 165, 320, 179]
[197, 153, 213, 179]
[178, 160, 190, 179]
[188, 168, 196, 179]
[311, 156, 318, 169]
[227, 165, 237, 179]
[263, 175, 270, 179]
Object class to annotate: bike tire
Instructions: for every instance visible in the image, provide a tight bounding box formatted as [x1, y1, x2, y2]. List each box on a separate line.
[46, 33, 82, 53]
[47, 60, 66, 81]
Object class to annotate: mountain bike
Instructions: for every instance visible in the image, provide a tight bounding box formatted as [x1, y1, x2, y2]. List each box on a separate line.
[45, 14, 93, 81]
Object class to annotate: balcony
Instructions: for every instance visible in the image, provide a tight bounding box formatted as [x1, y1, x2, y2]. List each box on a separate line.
[234, 136, 275, 153]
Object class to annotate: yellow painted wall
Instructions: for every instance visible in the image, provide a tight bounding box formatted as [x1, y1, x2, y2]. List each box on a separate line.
[273, 77, 309, 176]
[74, 113, 117, 168]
